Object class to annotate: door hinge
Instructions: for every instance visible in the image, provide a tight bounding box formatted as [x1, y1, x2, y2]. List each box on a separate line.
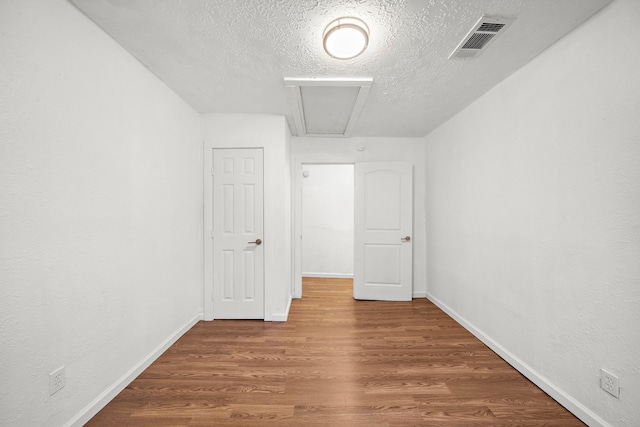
[210, 229, 214, 239]
[211, 167, 214, 176]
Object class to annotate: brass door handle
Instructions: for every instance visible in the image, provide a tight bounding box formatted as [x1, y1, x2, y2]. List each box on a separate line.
[248, 238, 262, 245]
[401, 236, 411, 242]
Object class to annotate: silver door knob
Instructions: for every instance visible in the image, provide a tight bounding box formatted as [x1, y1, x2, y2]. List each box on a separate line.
[401, 236, 411, 242]
[248, 238, 262, 245]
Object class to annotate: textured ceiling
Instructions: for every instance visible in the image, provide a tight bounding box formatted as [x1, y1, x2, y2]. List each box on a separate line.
[69, 0, 611, 137]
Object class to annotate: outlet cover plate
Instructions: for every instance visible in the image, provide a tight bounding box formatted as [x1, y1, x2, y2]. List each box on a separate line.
[49, 366, 66, 396]
[600, 368, 619, 398]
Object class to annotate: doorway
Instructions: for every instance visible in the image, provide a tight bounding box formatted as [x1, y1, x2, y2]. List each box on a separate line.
[301, 164, 354, 280]
[293, 159, 414, 300]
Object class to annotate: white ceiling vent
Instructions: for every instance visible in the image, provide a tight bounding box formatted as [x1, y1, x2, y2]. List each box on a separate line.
[284, 77, 372, 137]
[449, 15, 516, 59]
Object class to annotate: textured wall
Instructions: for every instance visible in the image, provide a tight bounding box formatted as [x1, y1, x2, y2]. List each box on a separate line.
[423, 0, 640, 425]
[0, 0, 203, 425]
[301, 165, 354, 277]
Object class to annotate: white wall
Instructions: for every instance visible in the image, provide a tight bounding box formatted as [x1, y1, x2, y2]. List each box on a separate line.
[293, 137, 426, 298]
[0, 0, 203, 425]
[201, 114, 293, 321]
[301, 164, 354, 277]
[423, 0, 640, 425]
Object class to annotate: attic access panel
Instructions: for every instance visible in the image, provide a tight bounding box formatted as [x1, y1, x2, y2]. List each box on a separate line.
[284, 78, 373, 137]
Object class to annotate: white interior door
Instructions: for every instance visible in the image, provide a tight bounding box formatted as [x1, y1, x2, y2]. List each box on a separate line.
[208, 148, 264, 319]
[354, 162, 413, 300]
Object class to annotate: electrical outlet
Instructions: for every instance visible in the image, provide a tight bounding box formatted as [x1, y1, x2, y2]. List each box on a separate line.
[49, 366, 65, 396]
[600, 368, 619, 398]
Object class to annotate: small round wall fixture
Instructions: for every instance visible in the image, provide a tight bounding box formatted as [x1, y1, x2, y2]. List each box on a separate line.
[323, 17, 369, 60]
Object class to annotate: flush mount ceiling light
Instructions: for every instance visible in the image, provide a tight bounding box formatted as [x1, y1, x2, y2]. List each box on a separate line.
[323, 17, 369, 60]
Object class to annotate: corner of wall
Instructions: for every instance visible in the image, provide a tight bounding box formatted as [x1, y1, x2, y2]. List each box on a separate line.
[65, 315, 202, 427]
[426, 293, 610, 427]
[270, 295, 293, 322]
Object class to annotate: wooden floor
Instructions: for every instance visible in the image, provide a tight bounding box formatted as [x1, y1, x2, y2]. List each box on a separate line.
[88, 278, 584, 426]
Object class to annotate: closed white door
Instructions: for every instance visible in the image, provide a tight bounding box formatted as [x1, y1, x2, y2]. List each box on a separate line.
[207, 148, 264, 319]
[354, 162, 413, 300]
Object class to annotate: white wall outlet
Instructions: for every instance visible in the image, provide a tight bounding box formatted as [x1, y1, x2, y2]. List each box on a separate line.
[49, 366, 65, 396]
[600, 368, 619, 398]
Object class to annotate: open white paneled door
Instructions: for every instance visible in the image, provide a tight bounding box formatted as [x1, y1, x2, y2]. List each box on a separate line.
[354, 162, 413, 301]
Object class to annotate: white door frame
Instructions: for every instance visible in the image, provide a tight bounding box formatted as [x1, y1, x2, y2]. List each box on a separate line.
[297, 162, 355, 283]
[293, 157, 356, 298]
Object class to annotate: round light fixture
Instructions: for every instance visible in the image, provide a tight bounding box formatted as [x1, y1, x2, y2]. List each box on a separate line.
[323, 17, 369, 60]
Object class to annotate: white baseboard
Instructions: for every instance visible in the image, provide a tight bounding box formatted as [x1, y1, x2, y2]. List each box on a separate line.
[412, 291, 427, 298]
[65, 313, 203, 427]
[302, 272, 354, 279]
[426, 293, 609, 427]
[271, 295, 292, 322]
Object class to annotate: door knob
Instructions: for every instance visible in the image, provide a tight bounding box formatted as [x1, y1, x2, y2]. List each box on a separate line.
[248, 238, 262, 245]
[401, 236, 411, 242]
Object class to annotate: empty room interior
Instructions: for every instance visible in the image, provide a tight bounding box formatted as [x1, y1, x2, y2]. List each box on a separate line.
[1, 0, 639, 426]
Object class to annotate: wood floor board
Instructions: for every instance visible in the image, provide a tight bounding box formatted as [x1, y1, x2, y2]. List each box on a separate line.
[293, 404, 425, 426]
[87, 278, 584, 426]
[87, 417, 195, 426]
[122, 380, 287, 396]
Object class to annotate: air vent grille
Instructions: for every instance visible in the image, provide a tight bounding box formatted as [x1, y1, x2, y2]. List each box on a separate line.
[477, 22, 505, 33]
[449, 15, 516, 59]
[462, 33, 496, 50]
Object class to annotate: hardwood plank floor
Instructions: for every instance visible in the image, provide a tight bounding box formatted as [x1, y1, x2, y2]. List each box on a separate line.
[87, 278, 584, 426]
